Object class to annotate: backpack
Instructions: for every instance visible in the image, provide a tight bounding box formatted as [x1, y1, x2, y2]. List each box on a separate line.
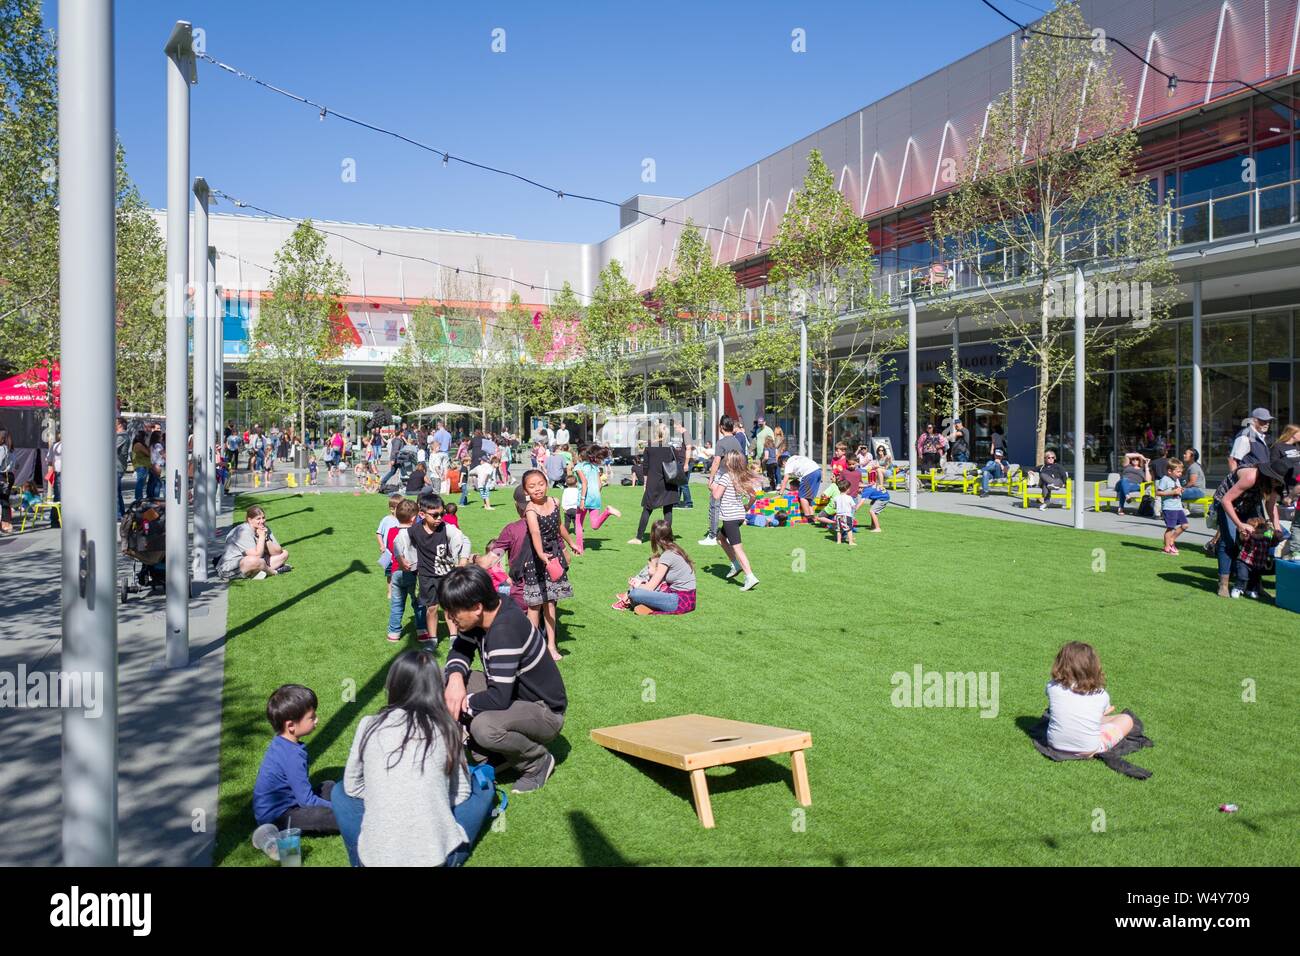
[1137, 493, 1155, 518]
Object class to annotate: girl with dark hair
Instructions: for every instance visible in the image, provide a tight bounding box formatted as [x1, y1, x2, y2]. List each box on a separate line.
[520, 468, 580, 660]
[573, 443, 621, 548]
[332, 650, 495, 867]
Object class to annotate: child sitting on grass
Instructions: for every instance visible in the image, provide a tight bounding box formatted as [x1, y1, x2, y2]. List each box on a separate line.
[1155, 458, 1188, 555]
[1045, 642, 1133, 756]
[252, 684, 338, 835]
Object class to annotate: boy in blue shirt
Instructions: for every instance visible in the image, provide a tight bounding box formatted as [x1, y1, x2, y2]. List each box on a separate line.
[252, 684, 338, 833]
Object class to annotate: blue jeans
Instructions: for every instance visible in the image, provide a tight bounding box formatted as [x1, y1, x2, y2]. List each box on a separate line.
[979, 461, 1004, 493]
[679, 481, 693, 507]
[629, 587, 680, 613]
[134, 466, 149, 502]
[1180, 486, 1206, 502]
[389, 570, 425, 634]
[1114, 479, 1141, 508]
[332, 769, 496, 868]
[1215, 504, 1240, 577]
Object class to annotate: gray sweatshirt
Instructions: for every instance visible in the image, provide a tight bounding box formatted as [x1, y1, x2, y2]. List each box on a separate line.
[343, 708, 471, 867]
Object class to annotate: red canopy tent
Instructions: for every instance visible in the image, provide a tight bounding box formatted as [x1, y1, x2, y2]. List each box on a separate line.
[0, 361, 60, 408]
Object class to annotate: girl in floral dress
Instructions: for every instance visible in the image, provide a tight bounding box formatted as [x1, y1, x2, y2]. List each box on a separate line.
[520, 469, 581, 660]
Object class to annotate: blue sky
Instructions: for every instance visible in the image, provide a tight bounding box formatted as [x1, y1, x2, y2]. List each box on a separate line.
[48, 0, 1023, 243]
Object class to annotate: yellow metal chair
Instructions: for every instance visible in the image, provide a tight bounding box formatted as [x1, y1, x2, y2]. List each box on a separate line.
[19, 498, 61, 533]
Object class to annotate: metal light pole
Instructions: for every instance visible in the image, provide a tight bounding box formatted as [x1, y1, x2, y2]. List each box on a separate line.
[1073, 267, 1086, 530]
[950, 317, 960, 421]
[716, 332, 725, 441]
[798, 317, 808, 457]
[907, 298, 918, 509]
[58, 0, 118, 866]
[164, 22, 194, 668]
[192, 178, 210, 581]
[1191, 279, 1203, 457]
[209, 246, 220, 515]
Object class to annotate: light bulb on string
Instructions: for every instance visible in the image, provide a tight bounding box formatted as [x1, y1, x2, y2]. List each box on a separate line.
[1166, 74, 1178, 98]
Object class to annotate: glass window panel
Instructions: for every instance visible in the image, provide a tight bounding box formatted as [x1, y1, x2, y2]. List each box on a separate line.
[1119, 322, 1176, 369]
[1202, 316, 1249, 364]
[1178, 320, 1190, 366]
[1118, 370, 1176, 458]
[1179, 152, 1251, 203]
[1086, 372, 1115, 474]
[1252, 312, 1291, 361]
[1253, 362, 1292, 428]
[1203, 366, 1251, 471]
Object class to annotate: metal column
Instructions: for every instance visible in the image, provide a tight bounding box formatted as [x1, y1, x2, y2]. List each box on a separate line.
[950, 318, 960, 420]
[209, 246, 220, 517]
[1191, 279, 1203, 457]
[798, 318, 808, 457]
[58, 0, 119, 866]
[192, 178, 210, 581]
[164, 22, 194, 668]
[908, 299, 918, 509]
[716, 332, 725, 441]
[1073, 268, 1086, 531]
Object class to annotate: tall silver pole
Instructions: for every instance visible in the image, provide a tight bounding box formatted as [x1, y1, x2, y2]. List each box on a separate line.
[951, 318, 960, 420]
[907, 298, 918, 509]
[1073, 267, 1086, 530]
[164, 23, 193, 668]
[1191, 279, 1203, 457]
[209, 246, 220, 515]
[192, 178, 210, 581]
[716, 332, 725, 437]
[798, 317, 808, 457]
[58, 0, 118, 867]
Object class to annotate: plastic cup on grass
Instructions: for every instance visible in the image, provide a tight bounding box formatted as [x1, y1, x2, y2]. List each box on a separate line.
[276, 827, 302, 866]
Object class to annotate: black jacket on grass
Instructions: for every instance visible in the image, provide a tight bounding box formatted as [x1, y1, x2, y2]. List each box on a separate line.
[1028, 709, 1154, 779]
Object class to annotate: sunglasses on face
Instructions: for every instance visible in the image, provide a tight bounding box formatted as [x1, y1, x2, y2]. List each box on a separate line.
[423, 510, 444, 519]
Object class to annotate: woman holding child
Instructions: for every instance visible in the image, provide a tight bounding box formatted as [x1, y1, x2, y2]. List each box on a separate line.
[612, 520, 697, 615]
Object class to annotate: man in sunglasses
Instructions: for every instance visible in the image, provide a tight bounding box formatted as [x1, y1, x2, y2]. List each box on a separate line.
[397, 492, 471, 647]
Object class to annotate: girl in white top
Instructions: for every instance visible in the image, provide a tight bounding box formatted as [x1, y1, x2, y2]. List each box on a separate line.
[1045, 641, 1133, 754]
[712, 450, 760, 591]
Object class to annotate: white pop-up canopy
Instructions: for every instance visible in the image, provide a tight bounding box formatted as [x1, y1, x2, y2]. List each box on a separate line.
[408, 402, 483, 416]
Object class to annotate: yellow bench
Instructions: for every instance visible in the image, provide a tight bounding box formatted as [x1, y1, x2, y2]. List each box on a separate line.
[1019, 477, 1073, 510]
[929, 464, 977, 493]
[1093, 479, 1153, 513]
[965, 464, 1022, 495]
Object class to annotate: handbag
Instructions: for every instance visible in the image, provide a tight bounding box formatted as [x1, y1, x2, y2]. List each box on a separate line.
[545, 555, 565, 582]
[661, 448, 687, 487]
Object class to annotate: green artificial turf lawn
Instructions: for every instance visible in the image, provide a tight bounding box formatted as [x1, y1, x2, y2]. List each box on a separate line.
[214, 483, 1299, 866]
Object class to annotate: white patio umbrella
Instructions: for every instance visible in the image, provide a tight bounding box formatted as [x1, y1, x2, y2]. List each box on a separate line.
[408, 402, 483, 417]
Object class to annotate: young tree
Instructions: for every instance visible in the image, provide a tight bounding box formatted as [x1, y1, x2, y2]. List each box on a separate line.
[114, 143, 167, 413]
[764, 148, 906, 467]
[0, 0, 59, 424]
[573, 260, 647, 419]
[243, 221, 350, 443]
[384, 300, 460, 414]
[930, 0, 1176, 463]
[654, 220, 744, 432]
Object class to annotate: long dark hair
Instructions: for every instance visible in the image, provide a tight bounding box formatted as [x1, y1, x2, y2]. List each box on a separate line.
[359, 650, 463, 775]
[649, 520, 693, 572]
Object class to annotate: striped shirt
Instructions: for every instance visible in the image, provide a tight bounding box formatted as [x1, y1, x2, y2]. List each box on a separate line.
[444, 600, 567, 717]
[714, 472, 748, 521]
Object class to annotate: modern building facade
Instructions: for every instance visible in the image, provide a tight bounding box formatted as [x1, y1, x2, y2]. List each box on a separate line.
[193, 0, 1300, 475]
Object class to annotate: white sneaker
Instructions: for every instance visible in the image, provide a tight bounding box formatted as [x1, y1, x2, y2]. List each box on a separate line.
[741, 575, 760, 591]
[725, 563, 741, 579]
[1245, 590, 1260, 600]
[1229, 587, 1243, 599]
[253, 570, 268, 580]
[698, 536, 718, 546]
[1038, 500, 1048, 511]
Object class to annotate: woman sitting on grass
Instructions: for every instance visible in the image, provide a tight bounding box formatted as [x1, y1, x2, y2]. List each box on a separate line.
[1045, 641, 1132, 756]
[332, 649, 495, 867]
[218, 505, 291, 580]
[612, 520, 697, 615]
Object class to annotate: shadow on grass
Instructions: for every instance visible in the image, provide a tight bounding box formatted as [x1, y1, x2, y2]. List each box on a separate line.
[193, 558, 370, 662]
[605, 749, 798, 816]
[281, 526, 335, 547]
[568, 810, 632, 866]
[1156, 572, 1220, 595]
[1119, 541, 1165, 553]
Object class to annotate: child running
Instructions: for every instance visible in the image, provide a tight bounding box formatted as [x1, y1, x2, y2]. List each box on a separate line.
[1155, 458, 1188, 554]
[712, 450, 760, 591]
[831, 477, 858, 546]
[573, 443, 621, 548]
[1045, 641, 1133, 756]
[520, 468, 581, 661]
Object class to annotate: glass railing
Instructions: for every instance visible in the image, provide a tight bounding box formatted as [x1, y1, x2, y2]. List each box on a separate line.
[621, 176, 1300, 356]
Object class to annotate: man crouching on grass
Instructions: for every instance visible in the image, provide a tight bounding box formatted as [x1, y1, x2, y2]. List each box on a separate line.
[439, 565, 567, 794]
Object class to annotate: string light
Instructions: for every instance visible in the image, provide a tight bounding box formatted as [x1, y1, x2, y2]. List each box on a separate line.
[980, 0, 1299, 118]
[195, 50, 766, 249]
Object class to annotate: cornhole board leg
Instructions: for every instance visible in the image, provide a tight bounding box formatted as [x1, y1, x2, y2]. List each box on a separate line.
[791, 749, 812, 807]
[689, 769, 715, 829]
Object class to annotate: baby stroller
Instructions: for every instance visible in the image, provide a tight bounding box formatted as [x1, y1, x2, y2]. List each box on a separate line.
[118, 499, 190, 602]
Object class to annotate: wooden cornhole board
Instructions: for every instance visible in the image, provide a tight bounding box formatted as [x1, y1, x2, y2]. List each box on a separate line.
[590, 714, 812, 828]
